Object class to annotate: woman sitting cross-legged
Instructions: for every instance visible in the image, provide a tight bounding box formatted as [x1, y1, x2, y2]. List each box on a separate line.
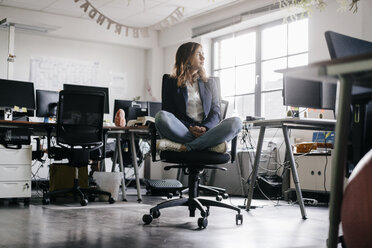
[155, 41, 242, 153]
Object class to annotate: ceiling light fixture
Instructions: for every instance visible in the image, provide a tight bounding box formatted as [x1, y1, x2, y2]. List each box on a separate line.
[0, 18, 59, 33]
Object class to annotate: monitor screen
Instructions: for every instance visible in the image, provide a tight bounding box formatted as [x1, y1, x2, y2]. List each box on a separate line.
[63, 84, 109, 114]
[0, 79, 35, 117]
[113, 99, 148, 122]
[148, 101, 162, 117]
[321, 82, 337, 110]
[283, 77, 322, 109]
[36, 89, 59, 117]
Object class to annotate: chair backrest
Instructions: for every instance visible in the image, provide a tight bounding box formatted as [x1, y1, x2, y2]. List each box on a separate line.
[325, 31, 372, 59]
[220, 100, 229, 120]
[57, 90, 104, 147]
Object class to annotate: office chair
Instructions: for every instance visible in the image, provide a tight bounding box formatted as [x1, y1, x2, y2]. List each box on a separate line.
[142, 74, 242, 228]
[42, 90, 115, 206]
[325, 31, 372, 174]
[177, 99, 230, 201]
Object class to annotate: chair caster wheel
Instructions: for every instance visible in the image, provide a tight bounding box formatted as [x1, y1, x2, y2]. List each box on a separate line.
[222, 193, 229, 199]
[152, 210, 161, 219]
[198, 217, 208, 229]
[216, 195, 222, 201]
[109, 197, 115, 204]
[42, 198, 50, 205]
[201, 210, 209, 217]
[80, 199, 88, 206]
[167, 193, 173, 199]
[236, 214, 243, 225]
[143, 214, 153, 224]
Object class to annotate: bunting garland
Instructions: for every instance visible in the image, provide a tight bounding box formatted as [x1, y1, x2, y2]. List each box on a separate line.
[74, 0, 184, 38]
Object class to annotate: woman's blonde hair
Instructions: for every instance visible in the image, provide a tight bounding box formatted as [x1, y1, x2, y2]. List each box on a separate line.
[171, 42, 208, 87]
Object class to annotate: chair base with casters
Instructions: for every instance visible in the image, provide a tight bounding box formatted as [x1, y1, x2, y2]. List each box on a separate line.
[142, 151, 243, 229]
[179, 182, 229, 201]
[43, 148, 116, 206]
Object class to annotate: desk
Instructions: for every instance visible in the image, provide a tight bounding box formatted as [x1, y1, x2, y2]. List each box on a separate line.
[245, 118, 336, 219]
[0, 120, 148, 202]
[103, 125, 149, 202]
[278, 53, 372, 248]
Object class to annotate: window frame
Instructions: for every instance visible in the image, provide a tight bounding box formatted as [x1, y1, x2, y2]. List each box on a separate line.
[211, 18, 308, 118]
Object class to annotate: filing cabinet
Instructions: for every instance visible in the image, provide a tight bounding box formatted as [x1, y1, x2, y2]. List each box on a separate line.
[0, 145, 32, 203]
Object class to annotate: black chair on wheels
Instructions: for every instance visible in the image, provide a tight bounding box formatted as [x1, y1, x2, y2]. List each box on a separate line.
[142, 75, 242, 228]
[42, 90, 115, 206]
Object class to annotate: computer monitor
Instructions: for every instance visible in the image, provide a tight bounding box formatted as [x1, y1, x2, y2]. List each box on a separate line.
[113, 99, 148, 122]
[0, 79, 35, 118]
[283, 77, 322, 109]
[148, 101, 162, 117]
[36, 90, 59, 118]
[63, 84, 109, 114]
[283, 77, 336, 111]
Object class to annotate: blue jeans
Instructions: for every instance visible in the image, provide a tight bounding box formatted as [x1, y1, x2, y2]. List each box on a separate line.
[155, 110, 242, 151]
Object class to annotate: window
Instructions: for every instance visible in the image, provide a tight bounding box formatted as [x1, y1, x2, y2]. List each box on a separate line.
[212, 18, 308, 119]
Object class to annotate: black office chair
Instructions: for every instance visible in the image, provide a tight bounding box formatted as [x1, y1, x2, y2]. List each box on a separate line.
[142, 75, 242, 228]
[42, 90, 115, 206]
[178, 98, 230, 200]
[325, 31, 372, 174]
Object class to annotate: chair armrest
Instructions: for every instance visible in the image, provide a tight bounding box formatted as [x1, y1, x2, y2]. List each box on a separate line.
[230, 136, 237, 163]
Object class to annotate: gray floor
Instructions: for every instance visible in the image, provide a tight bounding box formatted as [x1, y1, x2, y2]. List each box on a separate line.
[0, 188, 330, 248]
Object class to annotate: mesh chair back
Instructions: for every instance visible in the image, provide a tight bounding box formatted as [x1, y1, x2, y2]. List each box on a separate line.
[57, 90, 104, 147]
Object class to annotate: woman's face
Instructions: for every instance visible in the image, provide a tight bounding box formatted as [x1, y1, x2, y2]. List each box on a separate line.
[189, 46, 205, 72]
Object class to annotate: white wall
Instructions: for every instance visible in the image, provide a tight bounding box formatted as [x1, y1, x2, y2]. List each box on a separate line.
[308, 0, 364, 63]
[0, 29, 147, 120]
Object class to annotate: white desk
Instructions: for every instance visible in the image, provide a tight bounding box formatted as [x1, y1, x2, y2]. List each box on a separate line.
[278, 52, 372, 248]
[245, 118, 336, 219]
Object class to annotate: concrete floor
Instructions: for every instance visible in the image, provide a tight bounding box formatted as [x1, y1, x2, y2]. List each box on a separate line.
[0, 188, 331, 248]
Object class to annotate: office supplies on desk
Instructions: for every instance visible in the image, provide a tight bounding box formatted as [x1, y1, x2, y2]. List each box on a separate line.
[127, 116, 155, 126]
[113, 99, 148, 122]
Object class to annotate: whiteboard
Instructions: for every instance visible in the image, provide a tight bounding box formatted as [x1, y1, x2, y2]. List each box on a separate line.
[29, 56, 100, 91]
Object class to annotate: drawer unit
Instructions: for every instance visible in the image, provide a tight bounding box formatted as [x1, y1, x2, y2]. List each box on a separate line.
[0, 165, 31, 181]
[290, 153, 332, 192]
[0, 182, 31, 198]
[0, 145, 32, 199]
[0, 145, 31, 164]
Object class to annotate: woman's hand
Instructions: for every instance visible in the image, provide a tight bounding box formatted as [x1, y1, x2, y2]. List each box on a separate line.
[189, 126, 206, 137]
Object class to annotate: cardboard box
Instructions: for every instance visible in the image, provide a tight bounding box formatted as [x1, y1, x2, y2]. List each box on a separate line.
[49, 163, 88, 191]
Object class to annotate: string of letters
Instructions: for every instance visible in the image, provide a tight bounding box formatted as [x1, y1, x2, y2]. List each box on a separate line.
[74, 0, 184, 38]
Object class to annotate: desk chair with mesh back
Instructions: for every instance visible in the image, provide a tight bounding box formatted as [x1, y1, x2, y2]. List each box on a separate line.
[142, 75, 242, 228]
[42, 90, 115, 206]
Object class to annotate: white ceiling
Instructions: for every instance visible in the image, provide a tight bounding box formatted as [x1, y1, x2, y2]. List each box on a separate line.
[0, 0, 242, 28]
